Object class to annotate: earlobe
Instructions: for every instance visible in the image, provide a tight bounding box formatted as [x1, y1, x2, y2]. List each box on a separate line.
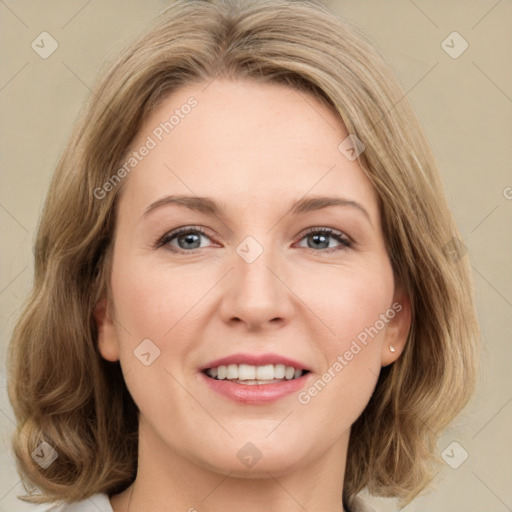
[381, 287, 412, 367]
[93, 295, 120, 362]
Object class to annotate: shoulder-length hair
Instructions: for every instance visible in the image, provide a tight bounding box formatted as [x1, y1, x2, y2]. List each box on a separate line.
[7, 0, 480, 506]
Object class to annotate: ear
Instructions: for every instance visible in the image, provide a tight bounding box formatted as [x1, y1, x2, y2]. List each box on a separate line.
[93, 295, 120, 362]
[381, 285, 412, 367]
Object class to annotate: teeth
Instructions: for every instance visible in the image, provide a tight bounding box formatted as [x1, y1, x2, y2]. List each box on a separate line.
[256, 364, 274, 380]
[205, 363, 305, 381]
[227, 364, 238, 379]
[274, 364, 285, 379]
[239, 364, 256, 380]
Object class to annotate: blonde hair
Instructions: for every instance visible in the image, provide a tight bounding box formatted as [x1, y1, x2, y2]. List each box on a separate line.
[7, 0, 480, 507]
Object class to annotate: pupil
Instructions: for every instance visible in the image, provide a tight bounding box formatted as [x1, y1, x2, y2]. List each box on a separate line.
[180, 233, 199, 249]
[310, 234, 327, 249]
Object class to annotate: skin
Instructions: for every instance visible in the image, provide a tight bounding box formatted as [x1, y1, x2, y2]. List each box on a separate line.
[94, 78, 411, 512]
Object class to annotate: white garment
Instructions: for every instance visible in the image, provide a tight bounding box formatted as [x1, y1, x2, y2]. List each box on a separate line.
[31, 493, 112, 512]
[31, 491, 378, 511]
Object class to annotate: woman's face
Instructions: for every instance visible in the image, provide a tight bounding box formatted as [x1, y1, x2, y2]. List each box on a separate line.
[96, 79, 410, 477]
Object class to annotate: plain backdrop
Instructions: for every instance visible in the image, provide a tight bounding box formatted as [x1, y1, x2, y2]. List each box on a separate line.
[1, 1, 511, 511]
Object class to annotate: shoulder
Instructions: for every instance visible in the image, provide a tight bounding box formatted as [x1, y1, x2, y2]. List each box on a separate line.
[31, 493, 113, 512]
[29, 492, 375, 512]
[350, 494, 379, 512]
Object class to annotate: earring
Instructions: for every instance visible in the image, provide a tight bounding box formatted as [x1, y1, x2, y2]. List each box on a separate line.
[389, 345, 396, 353]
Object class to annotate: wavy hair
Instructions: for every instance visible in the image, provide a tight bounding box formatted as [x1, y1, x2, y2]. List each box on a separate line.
[7, 0, 480, 506]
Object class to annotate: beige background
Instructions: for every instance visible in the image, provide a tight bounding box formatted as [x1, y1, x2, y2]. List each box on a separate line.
[1, 1, 511, 511]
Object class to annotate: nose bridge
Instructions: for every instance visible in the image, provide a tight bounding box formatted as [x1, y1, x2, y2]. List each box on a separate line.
[235, 233, 282, 299]
[221, 232, 292, 326]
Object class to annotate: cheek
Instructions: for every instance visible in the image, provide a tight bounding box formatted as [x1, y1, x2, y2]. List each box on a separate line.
[330, 273, 393, 357]
[110, 248, 210, 347]
[294, 258, 394, 417]
[295, 255, 394, 351]
[108, 252, 206, 427]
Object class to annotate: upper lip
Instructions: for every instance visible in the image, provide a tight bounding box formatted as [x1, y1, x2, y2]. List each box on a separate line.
[200, 353, 311, 372]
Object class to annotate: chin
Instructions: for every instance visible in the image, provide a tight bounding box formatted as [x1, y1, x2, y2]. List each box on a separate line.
[196, 446, 309, 477]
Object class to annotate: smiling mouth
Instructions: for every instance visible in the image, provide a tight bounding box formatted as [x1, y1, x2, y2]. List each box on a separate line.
[202, 363, 310, 385]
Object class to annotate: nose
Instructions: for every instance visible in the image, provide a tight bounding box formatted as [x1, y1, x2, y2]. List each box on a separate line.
[218, 242, 295, 331]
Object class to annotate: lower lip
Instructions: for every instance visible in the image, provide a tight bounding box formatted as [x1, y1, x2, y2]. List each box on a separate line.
[199, 371, 312, 405]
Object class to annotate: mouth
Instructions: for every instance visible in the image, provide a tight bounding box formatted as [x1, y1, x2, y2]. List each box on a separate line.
[202, 364, 311, 385]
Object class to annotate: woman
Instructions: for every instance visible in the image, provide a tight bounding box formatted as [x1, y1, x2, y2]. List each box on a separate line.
[7, 0, 480, 511]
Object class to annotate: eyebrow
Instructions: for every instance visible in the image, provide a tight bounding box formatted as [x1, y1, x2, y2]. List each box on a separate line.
[142, 194, 372, 225]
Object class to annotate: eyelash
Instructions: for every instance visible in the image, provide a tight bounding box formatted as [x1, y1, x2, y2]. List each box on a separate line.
[155, 226, 353, 254]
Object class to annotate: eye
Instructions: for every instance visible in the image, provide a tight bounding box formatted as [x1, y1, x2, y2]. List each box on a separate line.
[156, 226, 353, 254]
[294, 227, 352, 253]
[156, 226, 214, 252]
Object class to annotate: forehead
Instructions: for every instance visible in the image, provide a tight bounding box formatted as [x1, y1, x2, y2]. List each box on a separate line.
[119, 79, 379, 223]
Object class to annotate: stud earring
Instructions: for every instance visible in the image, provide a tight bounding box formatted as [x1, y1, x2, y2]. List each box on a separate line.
[389, 345, 396, 353]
